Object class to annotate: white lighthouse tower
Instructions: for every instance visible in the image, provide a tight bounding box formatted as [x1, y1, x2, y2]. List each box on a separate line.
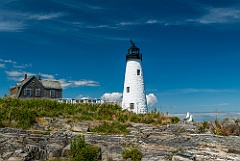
[122, 40, 147, 114]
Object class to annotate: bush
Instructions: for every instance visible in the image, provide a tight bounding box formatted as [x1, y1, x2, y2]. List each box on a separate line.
[122, 144, 143, 161]
[91, 121, 130, 134]
[70, 135, 101, 161]
[170, 116, 180, 124]
[199, 121, 208, 133]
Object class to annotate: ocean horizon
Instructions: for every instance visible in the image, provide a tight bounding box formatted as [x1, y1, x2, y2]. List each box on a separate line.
[170, 111, 240, 122]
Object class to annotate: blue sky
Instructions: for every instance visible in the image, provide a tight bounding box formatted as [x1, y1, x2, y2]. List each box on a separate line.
[1, 0, 240, 114]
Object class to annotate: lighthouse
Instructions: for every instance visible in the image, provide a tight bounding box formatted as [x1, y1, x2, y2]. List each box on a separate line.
[122, 40, 147, 114]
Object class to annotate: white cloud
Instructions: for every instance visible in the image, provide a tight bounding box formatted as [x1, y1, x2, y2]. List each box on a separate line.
[5, 70, 35, 81]
[0, 58, 32, 69]
[0, 21, 25, 32]
[0, 63, 5, 68]
[101, 92, 122, 102]
[13, 63, 32, 69]
[146, 19, 159, 24]
[118, 21, 138, 26]
[58, 79, 99, 88]
[75, 94, 84, 98]
[58, 79, 72, 89]
[28, 12, 65, 20]
[5, 71, 24, 77]
[146, 93, 158, 107]
[0, 59, 16, 64]
[69, 80, 99, 87]
[40, 73, 55, 80]
[192, 7, 240, 24]
[86, 5, 103, 10]
[0, 9, 65, 32]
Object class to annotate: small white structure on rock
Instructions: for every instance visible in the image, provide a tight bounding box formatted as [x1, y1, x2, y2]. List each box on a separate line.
[186, 115, 193, 123]
[122, 40, 147, 114]
[185, 112, 190, 119]
[184, 112, 193, 123]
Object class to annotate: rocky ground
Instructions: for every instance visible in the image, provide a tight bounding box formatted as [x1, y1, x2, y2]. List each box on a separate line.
[0, 117, 240, 161]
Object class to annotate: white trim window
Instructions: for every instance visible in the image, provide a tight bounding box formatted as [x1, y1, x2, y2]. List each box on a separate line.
[24, 88, 31, 96]
[50, 90, 56, 98]
[35, 89, 41, 97]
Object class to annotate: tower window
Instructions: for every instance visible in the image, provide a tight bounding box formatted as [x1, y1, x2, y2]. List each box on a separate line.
[126, 87, 130, 93]
[137, 69, 140, 75]
[130, 103, 134, 109]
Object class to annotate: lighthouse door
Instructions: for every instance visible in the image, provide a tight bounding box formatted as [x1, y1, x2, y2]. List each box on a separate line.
[130, 103, 134, 109]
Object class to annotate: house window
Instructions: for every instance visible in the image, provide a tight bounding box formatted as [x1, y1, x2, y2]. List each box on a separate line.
[35, 89, 41, 97]
[50, 90, 56, 98]
[137, 69, 140, 75]
[130, 103, 134, 109]
[24, 88, 31, 96]
[126, 87, 130, 93]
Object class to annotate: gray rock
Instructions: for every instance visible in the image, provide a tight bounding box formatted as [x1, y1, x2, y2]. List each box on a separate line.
[62, 144, 70, 157]
[222, 118, 237, 127]
[1, 152, 13, 160]
[48, 143, 63, 158]
[172, 155, 191, 161]
[1, 118, 240, 161]
[7, 157, 22, 161]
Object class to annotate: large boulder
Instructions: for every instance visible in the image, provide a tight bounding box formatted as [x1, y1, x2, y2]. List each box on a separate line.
[48, 143, 64, 158]
[222, 118, 237, 127]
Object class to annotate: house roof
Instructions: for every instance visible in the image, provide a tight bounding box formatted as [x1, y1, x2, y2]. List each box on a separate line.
[17, 75, 35, 86]
[40, 80, 62, 89]
[16, 75, 62, 89]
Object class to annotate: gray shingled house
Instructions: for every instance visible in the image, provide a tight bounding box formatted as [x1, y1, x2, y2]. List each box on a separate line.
[9, 74, 62, 99]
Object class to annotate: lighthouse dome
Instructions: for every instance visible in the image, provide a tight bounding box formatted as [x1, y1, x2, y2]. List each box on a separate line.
[126, 40, 142, 61]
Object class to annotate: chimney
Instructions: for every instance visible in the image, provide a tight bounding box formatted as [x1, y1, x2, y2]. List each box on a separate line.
[24, 73, 27, 80]
[38, 74, 41, 80]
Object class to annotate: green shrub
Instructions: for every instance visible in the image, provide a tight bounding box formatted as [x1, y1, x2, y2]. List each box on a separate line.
[77, 115, 93, 121]
[170, 116, 180, 124]
[91, 121, 130, 134]
[117, 114, 129, 123]
[140, 114, 155, 124]
[199, 121, 208, 133]
[70, 135, 101, 161]
[122, 144, 143, 161]
[130, 114, 141, 123]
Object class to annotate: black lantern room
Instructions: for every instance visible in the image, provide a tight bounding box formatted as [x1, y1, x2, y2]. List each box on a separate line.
[126, 40, 142, 61]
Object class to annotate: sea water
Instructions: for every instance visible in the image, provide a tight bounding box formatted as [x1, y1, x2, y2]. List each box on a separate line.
[170, 112, 240, 122]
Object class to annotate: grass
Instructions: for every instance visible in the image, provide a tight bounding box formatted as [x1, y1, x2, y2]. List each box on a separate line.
[122, 143, 143, 161]
[198, 119, 240, 136]
[91, 121, 130, 134]
[0, 98, 179, 133]
[198, 121, 208, 133]
[69, 135, 101, 161]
